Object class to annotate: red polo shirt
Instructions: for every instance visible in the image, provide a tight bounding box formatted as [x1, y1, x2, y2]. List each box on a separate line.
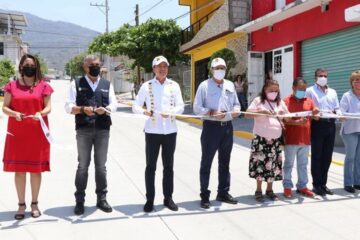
[283, 95, 315, 145]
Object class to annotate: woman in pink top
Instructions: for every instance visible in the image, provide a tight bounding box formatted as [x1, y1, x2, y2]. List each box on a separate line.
[246, 80, 289, 202]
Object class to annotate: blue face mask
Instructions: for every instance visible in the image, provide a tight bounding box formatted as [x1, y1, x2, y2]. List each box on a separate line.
[295, 90, 306, 99]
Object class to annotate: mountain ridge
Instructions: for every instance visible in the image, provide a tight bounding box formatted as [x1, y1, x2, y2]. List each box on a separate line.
[1, 9, 100, 72]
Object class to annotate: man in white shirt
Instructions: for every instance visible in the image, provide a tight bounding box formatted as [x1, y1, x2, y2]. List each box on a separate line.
[132, 56, 184, 212]
[193, 57, 241, 209]
[65, 55, 118, 215]
[306, 68, 340, 196]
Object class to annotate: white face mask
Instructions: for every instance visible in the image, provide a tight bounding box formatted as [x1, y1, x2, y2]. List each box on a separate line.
[317, 77, 328, 87]
[213, 70, 226, 80]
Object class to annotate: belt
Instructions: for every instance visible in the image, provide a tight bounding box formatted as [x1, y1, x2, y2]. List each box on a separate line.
[203, 120, 232, 126]
[314, 118, 335, 123]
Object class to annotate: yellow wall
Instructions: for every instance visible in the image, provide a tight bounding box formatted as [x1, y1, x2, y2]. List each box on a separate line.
[187, 32, 243, 98]
[179, 0, 225, 27]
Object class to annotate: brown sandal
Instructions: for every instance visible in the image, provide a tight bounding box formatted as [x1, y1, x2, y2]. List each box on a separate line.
[31, 201, 42, 218]
[266, 190, 279, 201]
[255, 191, 264, 202]
[14, 203, 26, 220]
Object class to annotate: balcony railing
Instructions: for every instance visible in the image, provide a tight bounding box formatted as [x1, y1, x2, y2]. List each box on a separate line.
[181, 7, 220, 45]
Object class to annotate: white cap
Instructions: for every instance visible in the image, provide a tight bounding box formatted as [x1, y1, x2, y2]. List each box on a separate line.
[211, 57, 226, 68]
[152, 56, 169, 67]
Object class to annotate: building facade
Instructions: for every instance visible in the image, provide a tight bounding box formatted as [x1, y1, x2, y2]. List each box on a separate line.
[0, 12, 28, 75]
[236, 0, 360, 101]
[179, 0, 251, 100]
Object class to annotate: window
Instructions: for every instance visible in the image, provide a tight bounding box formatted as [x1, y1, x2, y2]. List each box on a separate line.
[0, 42, 4, 55]
[274, 55, 282, 74]
[273, 49, 282, 74]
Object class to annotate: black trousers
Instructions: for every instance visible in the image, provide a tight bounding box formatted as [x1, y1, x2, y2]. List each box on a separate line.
[200, 120, 233, 199]
[145, 132, 177, 201]
[311, 120, 336, 187]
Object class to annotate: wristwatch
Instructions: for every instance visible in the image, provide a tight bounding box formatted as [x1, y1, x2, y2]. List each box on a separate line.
[80, 106, 85, 114]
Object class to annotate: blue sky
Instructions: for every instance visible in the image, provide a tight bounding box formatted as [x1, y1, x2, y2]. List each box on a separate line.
[0, 0, 190, 33]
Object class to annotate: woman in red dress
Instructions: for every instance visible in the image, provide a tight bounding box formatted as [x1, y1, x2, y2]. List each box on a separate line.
[2, 54, 53, 220]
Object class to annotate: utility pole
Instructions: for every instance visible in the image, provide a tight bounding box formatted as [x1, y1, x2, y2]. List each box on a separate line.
[135, 4, 141, 85]
[90, 1, 109, 33]
[90, 0, 111, 81]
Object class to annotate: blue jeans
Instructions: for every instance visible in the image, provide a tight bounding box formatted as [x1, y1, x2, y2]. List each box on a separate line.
[283, 145, 310, 189]
[341, 132, 360, 187]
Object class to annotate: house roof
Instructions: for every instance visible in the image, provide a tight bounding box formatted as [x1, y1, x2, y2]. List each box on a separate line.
[0, 12, 27, 35]
[235, 0, 332, 33]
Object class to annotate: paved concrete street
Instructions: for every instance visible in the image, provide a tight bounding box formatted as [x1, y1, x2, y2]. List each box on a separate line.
[0, 80, 359, 240]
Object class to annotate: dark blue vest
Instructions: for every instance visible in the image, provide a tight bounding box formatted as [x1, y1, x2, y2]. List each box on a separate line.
[75, 77, 112, 130]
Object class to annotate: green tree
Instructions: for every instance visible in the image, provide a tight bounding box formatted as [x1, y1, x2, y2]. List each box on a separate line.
[65, 53, 87, 79]
[208, 48, 237, 79]
[33, 54, 48, 74]
[0, 59, 15, 86]
[88, 19, 189, 73]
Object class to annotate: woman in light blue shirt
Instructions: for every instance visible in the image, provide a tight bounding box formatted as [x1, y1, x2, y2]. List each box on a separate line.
[340, 70, 360, 193]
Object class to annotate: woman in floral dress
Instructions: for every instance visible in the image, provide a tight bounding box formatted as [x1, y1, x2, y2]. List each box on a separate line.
[246, 79, 289, 202]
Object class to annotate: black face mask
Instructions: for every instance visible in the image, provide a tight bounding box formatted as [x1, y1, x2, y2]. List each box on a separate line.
[22, 66, 37, 77]
[89, 65, 101, 77]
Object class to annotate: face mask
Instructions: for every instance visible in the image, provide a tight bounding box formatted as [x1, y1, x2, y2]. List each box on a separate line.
[295, 90, 306, 99]
[89, 65, 101, 77]
[213, 70, 226, 80]
[22, 66, 36, 77]
[317, 77, 327, 87]
[266, 91, 278, 101]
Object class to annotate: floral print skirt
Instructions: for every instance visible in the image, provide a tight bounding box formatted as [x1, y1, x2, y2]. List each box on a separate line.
[249, 135, 283, 182]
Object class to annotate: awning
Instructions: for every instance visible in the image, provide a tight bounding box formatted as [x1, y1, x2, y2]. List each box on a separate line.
[345, 4, 360, 22]
[235, 0, 331, 33]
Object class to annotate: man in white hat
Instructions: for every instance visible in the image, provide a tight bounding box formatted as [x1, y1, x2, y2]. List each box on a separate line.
[133, 55, 184, 212]
[193, 57, 241, 209]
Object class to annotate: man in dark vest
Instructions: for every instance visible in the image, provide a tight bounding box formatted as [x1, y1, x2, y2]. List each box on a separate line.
[65, 55, 118, 215]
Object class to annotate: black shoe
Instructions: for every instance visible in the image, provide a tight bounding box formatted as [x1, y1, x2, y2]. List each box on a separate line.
[200, 198, 211, 209]
[353, 185, 360, 190]
[312, 186, 326, 196]
[143, 200, 154, 213]
[344, 186, 356, 193]
[96, 200, 112, 213]
[74, 202, 84, 215]
[216, 193, 238, 204]
[321, 186, 334, 195]
[164, 198, 178, 211]
[14, 203, 26, 220]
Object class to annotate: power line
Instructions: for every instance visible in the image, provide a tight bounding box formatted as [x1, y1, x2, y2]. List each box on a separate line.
[138, 0, 164, 18]
[173, 0, 223, 21]
[24, 29, 99, 38]
[125, 0, 164, 25]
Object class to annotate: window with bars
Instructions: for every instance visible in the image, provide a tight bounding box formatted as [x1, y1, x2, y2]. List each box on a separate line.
[274, 55, 282, 74]
[0, 42, 4, 55]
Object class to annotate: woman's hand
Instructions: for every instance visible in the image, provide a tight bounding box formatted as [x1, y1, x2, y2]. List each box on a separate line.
[257, 109, 272, 115]
[33, 112, 42, 121]
[15, 112, 23, 121]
